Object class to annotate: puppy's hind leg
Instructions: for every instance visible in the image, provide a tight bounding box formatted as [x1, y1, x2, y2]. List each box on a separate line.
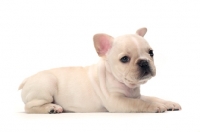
[21, 72, 63, 114]
[25, 99, 63, 114]
[23, 87, 63, 114]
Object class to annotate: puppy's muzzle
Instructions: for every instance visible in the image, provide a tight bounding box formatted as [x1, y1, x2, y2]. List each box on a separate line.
[138, 59, 151, 78]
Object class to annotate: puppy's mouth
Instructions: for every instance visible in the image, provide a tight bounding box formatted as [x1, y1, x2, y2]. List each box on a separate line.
[124, 78, 147, 89]
[124, 71, 152, 86]
[142, 71, 149, 77]
[124, 78, 139, 88]
[125, 78, 135, 84]
[140, 70, 151, 79]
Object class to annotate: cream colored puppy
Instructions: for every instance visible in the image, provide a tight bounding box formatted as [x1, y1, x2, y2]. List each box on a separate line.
[19, 28, 181, 114]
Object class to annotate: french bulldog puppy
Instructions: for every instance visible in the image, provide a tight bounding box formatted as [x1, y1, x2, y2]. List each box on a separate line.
[19, 28, 181, 114]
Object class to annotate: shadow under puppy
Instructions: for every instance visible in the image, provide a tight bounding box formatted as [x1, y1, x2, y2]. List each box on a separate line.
[19, 28, 181, 114]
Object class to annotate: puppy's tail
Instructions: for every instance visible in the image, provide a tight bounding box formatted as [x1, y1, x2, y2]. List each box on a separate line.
[18, 78, 28, 90]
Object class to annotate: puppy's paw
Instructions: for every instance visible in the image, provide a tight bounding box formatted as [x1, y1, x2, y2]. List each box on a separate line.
[164, 101, 181, 111]
[146, 103, 167, 113]
[47, 104, 63, 114]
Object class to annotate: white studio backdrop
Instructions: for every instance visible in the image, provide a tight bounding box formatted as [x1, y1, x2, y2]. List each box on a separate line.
[0, 0, 200, 131]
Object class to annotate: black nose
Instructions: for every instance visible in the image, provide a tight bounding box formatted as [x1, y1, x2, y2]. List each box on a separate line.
[138, 60, 149, 68]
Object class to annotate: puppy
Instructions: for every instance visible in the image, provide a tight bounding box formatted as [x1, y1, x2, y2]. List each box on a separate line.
[19, 28, 181, 113]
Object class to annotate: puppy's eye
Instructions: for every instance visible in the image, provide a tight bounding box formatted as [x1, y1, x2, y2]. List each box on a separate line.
[120, 56, 130, 63]
[149, 50, 154, 57]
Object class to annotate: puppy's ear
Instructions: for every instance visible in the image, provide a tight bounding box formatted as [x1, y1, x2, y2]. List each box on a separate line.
[93, 34, 113, 57]
[136, 27, 147, 37]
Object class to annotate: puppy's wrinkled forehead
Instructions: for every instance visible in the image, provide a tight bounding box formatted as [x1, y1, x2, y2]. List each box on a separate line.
[113, 34, 150, 56]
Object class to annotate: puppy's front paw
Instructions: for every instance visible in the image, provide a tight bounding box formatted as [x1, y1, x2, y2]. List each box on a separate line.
[48, 104, 63, 114]
[146, 103, 167, 113]
[164, 101, 181, 111]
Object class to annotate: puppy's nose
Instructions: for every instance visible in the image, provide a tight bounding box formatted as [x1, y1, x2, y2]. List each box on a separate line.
[138, 60, 149, 68]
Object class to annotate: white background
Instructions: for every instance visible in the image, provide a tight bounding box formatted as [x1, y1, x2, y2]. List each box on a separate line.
[0, 0, 200, 131]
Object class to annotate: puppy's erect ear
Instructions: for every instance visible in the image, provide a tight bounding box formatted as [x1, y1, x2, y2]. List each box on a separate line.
[93, 34, 113, 57]
[136, 27, 147, 37]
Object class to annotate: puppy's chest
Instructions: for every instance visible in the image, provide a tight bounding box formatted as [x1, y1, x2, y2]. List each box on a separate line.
[121, 87, 140, 98]
[110, 83, 140, 98]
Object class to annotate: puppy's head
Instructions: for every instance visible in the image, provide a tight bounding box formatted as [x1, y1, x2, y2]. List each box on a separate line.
[93, 28, 156, 88]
